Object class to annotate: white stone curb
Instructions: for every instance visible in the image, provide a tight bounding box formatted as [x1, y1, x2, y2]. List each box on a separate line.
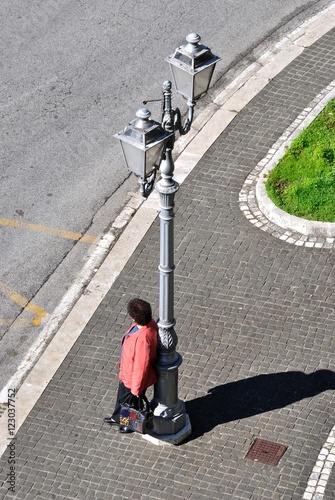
[303, 425, 335, 500]
[0, 192, 145, 405]
[240, 81, 335, 248]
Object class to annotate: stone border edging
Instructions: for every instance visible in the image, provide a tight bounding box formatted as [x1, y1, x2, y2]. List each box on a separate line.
[239, 81, 335, 249]
[303, 424, 335, 500]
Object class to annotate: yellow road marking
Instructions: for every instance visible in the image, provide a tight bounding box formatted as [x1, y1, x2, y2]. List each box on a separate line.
[0, 281, 47, 328]
[0, 218, 96, 243]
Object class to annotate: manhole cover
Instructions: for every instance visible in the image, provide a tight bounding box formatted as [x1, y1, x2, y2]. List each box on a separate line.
[246, 438, 287, 466]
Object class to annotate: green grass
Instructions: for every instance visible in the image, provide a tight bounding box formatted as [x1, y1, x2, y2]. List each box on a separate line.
[265, 98, 335, 222]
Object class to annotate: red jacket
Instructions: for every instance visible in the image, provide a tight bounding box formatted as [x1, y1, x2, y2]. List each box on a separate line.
[119, 319, 158, 396]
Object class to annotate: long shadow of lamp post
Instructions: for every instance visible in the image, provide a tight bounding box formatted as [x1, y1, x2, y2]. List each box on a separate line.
[114, 34, 220, 444]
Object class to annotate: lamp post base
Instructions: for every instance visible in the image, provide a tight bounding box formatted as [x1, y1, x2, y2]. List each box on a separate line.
[152, 400, 188, 434]
[143, 414, 192, 446]
[150, 352, 192, 443]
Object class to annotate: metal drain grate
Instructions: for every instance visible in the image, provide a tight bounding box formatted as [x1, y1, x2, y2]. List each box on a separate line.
[246, 438, 287, 466]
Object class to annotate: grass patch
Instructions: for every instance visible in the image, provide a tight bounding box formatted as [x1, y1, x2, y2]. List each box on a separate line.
[265, 98, 335, 222]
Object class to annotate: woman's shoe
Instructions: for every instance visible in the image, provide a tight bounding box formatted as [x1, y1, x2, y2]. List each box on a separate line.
[118, 426, 133, 434]
[103, 417, 119, 426]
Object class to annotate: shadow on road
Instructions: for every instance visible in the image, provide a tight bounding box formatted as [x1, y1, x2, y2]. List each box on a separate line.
[185, 369, 335, 441]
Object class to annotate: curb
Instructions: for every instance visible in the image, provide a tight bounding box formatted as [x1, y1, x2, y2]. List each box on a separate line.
[240, 81, 335, 247]
[0, 192, 145, 405]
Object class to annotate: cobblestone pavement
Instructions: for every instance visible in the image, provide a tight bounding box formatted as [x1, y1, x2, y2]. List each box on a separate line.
[1, 27, 335, 500]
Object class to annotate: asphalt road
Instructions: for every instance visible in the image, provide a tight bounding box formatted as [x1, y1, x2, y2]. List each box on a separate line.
[0, 0, 333, 395]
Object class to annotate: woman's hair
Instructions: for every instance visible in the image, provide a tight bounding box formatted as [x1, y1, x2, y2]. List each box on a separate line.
[127, 298, 152, 326]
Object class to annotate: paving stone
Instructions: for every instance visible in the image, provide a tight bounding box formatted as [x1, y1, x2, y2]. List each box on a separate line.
[0, 25, 335, 500]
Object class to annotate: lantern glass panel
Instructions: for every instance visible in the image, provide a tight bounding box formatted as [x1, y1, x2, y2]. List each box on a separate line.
[170, 65, 193, 100]
[193, 65, 215, 100]
[146, 142, 166, 173]
[120, 141, 145, 178]
[123, 128, 143, 143]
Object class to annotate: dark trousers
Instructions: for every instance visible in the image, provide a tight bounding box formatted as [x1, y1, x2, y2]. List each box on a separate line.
[111, 381, 146, 424]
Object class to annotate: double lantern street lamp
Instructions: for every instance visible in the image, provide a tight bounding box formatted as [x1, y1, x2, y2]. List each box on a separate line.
[115, 33, 220, 444]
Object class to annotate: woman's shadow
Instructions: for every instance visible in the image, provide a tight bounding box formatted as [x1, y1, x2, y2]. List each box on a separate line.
[185, 369, 335, 440]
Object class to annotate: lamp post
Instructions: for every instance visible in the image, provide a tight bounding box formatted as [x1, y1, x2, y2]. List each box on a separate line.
[115, 34, 220, 444]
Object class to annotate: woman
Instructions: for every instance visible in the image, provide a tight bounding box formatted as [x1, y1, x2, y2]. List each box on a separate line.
[104, 298, 158, 433]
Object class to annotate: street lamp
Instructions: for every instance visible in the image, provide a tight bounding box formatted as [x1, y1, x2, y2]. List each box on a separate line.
[166, 32, 220, 103]
[115, 34, 220, 444]
[115, 108, 173, 198]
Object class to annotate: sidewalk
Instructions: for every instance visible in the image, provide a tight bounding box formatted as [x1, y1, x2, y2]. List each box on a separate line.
[1, 9, 335, 500]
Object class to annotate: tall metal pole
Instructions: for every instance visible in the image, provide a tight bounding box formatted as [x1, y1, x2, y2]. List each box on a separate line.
[115, 34, 219, 445]
[150, 82, 192, 443]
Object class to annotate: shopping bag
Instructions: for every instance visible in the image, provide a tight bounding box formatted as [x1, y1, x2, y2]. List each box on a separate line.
[119, 394, 154, 434]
